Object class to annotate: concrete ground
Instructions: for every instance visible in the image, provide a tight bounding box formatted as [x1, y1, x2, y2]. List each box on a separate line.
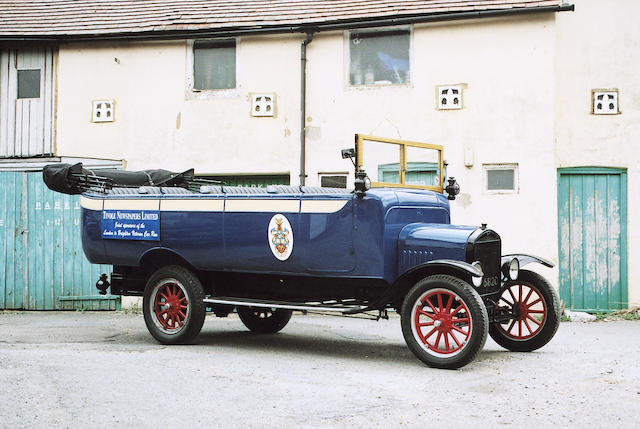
[1, 311, 639, 428]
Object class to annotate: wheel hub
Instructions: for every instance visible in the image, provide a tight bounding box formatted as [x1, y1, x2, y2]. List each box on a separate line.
[517, 303, 528, 319]
[434, 313, 454, 331]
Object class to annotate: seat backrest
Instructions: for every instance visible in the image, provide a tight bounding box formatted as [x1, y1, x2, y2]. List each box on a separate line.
[199, 185, 223, 194]
[300, 186, 352, 195]
[161, 187, 193, 195]
[107, 186, 163, 195]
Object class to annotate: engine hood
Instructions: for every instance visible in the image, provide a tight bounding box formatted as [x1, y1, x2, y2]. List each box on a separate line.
[397, 223, 478, 273]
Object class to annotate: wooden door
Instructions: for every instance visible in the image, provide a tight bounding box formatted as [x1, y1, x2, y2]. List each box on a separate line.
[557, 168, 628, 311]
[0, 48, 56, 158]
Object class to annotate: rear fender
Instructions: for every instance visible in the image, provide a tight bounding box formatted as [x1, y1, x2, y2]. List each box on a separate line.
[109, 248, 210, 296]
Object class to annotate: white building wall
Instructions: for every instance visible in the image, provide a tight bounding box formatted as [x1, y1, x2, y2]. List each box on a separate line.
[56, 36, 303, 175]
[556, 0, 640, 306]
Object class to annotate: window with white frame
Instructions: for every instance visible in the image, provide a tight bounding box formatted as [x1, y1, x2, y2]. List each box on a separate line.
[349, 29, 410, 86]
[483, 164, 519, 193]
[193, 39, 236, 90]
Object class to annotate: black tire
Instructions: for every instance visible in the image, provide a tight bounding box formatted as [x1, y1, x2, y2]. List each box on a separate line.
[489, 269, 560, 352]
[401, 275, 488, 369]
[142, 265, 206, 344]
[237, 307, 292, 334]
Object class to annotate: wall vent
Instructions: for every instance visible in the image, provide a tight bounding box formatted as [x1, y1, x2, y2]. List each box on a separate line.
[592, 90, 619, 115]
[251, 93, 275, 117]
[437, 85, 463, 110]
[92, 100, 115, 122]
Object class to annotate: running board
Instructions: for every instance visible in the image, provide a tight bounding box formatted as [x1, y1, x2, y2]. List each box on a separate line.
[204, 296, 366, 314]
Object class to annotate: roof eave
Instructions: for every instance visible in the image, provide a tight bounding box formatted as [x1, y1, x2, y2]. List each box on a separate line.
[0, 4, 575, 43]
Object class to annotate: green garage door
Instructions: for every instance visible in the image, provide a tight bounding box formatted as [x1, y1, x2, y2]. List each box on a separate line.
[557, 168, 628, 311]
[0, 170, 119, 310]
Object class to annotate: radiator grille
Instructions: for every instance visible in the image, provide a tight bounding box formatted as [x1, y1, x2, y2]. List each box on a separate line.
[467, 230, 501, 294]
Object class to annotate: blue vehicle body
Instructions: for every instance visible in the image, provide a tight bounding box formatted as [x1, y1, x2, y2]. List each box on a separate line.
[80, 185, 494, 304]
[43, 142, 560, 369]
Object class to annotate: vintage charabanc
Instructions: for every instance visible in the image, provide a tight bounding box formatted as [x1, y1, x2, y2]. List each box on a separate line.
[44, 135, 559, 369]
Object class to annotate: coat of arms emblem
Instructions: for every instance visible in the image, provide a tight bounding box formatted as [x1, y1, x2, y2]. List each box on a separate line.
[268, 214, 293, 261]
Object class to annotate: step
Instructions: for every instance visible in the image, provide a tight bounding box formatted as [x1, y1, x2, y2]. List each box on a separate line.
[203, 296, 366, 314]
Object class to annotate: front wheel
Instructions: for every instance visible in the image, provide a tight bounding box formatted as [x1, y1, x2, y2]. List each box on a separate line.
[489, 269, 560, 352]
[401, 275, 488, 369]
[237, 307, 292, 334]
[142, 265, 206, 344]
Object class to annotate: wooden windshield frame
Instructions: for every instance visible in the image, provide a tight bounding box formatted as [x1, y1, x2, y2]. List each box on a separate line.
[355, 134, 444, 193]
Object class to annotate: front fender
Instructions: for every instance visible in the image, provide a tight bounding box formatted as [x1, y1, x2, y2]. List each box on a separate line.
[421, 259, 483, 277]
[350, 259, 483, 314]
[392, 259, 483, 291]
[502, 254, 555, 269]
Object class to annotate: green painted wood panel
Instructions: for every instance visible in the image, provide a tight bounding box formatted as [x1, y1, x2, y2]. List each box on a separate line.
[0, 171, 119, 310]
[558, 168, 628, 311]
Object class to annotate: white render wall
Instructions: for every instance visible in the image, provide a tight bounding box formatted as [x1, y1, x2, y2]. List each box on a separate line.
[56, 36, 303, 175]
[556, 0, 640, 306]
[56, 13, 581, 298]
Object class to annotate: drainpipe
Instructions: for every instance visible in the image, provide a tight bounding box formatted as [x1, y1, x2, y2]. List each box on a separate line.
[299, 32, 314, 186]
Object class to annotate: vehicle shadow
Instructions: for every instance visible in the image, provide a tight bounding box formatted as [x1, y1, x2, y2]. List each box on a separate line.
[123, 317, 514, 368]
[194, 328, 419, 366]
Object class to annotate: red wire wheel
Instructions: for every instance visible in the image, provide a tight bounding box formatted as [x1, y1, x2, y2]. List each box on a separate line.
[143, 265, 206, 344]
[489, 270, 560, 352]
[151, 280, 189, 333]
[495, 283, 547, 340]
[411, 288, 473, 357]
[401, 275, 488, 369]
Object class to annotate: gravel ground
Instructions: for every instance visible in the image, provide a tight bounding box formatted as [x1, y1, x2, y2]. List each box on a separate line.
[1, 311, 639, 428]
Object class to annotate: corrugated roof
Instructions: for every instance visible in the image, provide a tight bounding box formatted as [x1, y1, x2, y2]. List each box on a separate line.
[0, 0, 569, 39]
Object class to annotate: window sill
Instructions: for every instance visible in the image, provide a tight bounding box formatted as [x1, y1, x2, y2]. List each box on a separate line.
[185, 87, 241, 100]
[484, 190, 519, 195]
[348, 82, 411, 89]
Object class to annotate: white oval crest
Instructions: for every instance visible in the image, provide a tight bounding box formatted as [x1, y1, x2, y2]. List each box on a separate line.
[268, 214, 293, 261]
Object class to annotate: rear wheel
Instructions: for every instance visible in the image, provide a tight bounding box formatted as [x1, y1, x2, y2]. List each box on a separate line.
[142, 265, 206, 344]
[489, 269, 560, 352]
[401, 275, 488, 369]
[237, 307, 292, 334]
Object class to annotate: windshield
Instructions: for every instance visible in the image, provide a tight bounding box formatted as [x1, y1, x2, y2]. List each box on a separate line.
[355, 134, 444, 192]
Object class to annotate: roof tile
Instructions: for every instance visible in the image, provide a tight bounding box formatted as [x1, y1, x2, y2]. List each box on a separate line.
[0, 0, 566, 37]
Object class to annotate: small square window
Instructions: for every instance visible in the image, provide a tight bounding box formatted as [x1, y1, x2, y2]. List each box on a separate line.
[17, 69, 41, 99]
[193, 40, 236, 90]
[349, 29, 410, 86]
[484, 164, 518, 193]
